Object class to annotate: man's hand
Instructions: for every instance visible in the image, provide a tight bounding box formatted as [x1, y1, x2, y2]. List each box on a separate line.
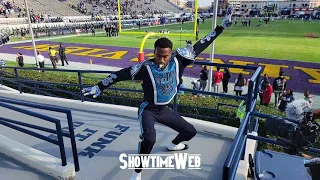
[82, 86, 102, 98]
[221, 6, 233, 29]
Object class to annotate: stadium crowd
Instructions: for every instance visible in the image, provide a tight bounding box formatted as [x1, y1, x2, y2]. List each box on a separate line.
[71, 0, 171, 17]
[0, 0, 23, 18]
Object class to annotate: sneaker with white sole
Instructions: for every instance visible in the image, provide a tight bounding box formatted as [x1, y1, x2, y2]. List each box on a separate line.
[221, 6, 233, 29]
[130, 171, 141, 180]
[167, 142, 189, 151]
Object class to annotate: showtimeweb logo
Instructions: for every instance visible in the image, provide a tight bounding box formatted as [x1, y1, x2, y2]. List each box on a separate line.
[119, 153, 201, 170]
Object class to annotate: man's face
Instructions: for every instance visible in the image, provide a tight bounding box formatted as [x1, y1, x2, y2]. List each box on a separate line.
[154, 47, 172, 69]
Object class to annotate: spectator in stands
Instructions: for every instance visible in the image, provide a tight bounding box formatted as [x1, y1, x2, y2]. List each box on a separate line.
[278, 88, 294, 112]
[234, 73, 246, 97]
[304, 90, 313, 106]
[16, 52, 24, 67]
[273, 71, 287, 108]
[37, 51, 45, 72]
[59, 43, 68, 66]
[213, 67, 223, 94]
[222, 67, 231, 93]
[262, 80, 273, 107]
[48, 47, 57, 69]
[199, 65, 208, 91]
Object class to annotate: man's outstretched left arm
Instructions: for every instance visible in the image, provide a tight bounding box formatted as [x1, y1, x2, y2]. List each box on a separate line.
[193, 26, 224, 57]
[176, 25, 225, 68]
[176, 6, 233, 67]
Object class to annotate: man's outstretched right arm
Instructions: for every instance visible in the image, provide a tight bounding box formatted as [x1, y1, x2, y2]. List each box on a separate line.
[82, 64, 145, 98]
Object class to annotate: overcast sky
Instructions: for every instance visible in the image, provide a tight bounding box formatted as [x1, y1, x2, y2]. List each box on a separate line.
[198, 0, 212, 7]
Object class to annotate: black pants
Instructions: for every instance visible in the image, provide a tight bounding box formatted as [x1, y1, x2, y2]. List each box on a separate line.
[259, 93, 263, 105]
[235, 90, 242, 96]
[136, 102, 197, 173]
[49, 56, 57, 69]
[59, 54, 68, 66]
[39, 61, 44, 72]
[223, 81, 228, 93]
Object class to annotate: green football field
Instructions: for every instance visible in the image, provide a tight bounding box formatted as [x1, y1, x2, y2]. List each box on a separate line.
[49, 19, 320, 63]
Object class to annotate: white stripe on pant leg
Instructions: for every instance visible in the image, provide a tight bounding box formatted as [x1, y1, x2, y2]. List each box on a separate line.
[137, 102, 148, 153]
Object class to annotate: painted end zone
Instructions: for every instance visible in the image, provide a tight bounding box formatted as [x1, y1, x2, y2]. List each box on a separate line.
[4, 41, 319, 94]
[0, 134, 75, 179]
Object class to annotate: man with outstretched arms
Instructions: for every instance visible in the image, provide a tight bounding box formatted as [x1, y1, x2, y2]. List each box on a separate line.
[83, 7, 233, 180]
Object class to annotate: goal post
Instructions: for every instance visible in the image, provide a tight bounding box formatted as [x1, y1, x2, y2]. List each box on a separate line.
[116, 0, 199, 38]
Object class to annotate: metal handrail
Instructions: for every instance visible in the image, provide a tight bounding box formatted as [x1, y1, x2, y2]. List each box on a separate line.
[0, 101, 67, 167]
[0, 98, 80, 172]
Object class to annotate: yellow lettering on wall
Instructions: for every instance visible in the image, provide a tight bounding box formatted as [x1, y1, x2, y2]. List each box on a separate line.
[72, 48, 105, 56]
[228, 60, 254, 75]
[294, 66, 320, 84]
[90, 51, 128, 60]
[205, 58, 225, 71]
[258, 63, 290, 79]
[130, 53, 154, 62]
[65, 46, 91, 54]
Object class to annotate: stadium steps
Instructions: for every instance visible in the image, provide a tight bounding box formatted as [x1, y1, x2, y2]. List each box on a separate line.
[150, 0, 181, 13]
[63, 0, 180, 17]
[12, 0, 84, 17]
[64, 0, 108, 16]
